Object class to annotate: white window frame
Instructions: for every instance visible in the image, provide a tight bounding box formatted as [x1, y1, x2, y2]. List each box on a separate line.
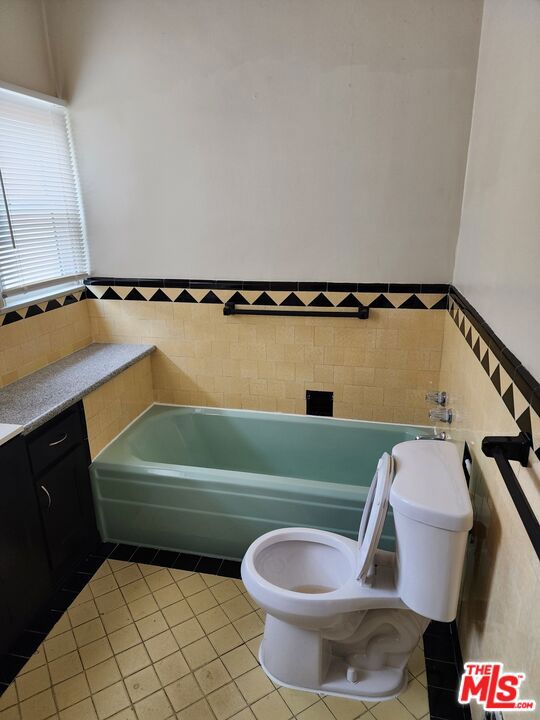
[0, 80, 89, 312]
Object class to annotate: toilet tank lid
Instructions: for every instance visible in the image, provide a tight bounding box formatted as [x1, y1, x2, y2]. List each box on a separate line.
[390, 441, 473, 532]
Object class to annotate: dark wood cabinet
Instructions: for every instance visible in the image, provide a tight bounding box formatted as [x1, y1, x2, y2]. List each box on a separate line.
[1, 402, 98, 655]
[0, 436, 52, 655]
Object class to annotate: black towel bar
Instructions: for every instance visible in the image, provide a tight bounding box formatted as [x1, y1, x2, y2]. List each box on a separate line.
[482, 433, 539, 559]
[223, 302, 369, 319]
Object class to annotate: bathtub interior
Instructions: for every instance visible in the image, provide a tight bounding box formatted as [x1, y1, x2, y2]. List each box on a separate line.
[91, 405, 428, 559]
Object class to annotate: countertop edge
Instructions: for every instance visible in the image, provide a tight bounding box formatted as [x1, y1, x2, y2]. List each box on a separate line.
[21, 345, 156, 435]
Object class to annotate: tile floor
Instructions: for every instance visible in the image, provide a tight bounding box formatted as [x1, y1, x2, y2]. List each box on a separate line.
[0, 559, 429, 720]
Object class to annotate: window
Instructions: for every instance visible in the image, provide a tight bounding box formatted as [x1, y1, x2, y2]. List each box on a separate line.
[0, 83, 88, 308]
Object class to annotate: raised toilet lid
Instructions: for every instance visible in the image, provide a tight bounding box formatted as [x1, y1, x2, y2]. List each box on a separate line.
[356, 452, 394, 582]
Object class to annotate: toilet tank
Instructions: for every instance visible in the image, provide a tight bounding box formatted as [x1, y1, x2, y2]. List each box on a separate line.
[390, 440, 473, 623]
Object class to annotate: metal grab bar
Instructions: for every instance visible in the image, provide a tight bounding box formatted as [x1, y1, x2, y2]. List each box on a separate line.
[482, 433, 539, 559]
[223, 301, 369, 319]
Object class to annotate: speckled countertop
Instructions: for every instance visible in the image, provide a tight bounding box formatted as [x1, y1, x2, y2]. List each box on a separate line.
[0, 343, 155, 435]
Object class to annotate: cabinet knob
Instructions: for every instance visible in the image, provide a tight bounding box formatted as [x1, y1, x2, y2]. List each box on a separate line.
[49, 432, 68, 447]
[40, 485, 52, 510]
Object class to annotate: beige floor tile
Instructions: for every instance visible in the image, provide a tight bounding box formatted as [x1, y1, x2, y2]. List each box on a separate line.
[245, 635, 262, 659]
[322, 694, 366, 719]
[15, 665, 50, 701]
[74, 618, 106, 648]
[278, 687, 318, 714]
[90, 575, 119, 599]
[233, 613, 264, 642]
[108, 710, 136, 720]
[53, 672, 90, 711]
[144, 629, 179, 662]
[416, 671, 427, 688]
[120, 579, 151, 605]
[235, 667, 273, 704]
[182, 637, 217, 670]
[133, 688, 173, 720]
[113, 565, 143, 588]
[135, 611, 168, 641]
[58, 697, 97, 720]
[152, 583, 183, 609]
[208, 624, 243, 655]
[162, 600, 194, 628]
[207, 681, 246, 720]
[200, 573, 225, 588]
[95, 590, 126, 616]
[79, 637, 114, 669]
[296, 700, 334, 720]
[194, 658, 231, 694]
[128, 595, 159, 622]
[164, 673, 202, 712]
[221, 595, 253, 622]
[0, 684, 17, 711]
[0, 705, 20, 720]
[145, 569, 174, 592]
[47, 614, 71, 639]
[109, 624, 142, 654]
[86, 657, 121, 694]
[19, 688, 56, 720]
[70, 585, 93, 608]
[210, 580, 241, 605]
[186, 589, 218, 616]
[251, 689, 292, 720]
[229, 709, 256, 720]
[397, 679, 429, 719]
[177, 575, 206, 597]
[197, 606, 229, 634]
[116, 644, 151, 678]
[124, 665, 160, 703]
[171, 618, 205, 648]
[176, 697, 215, 720]
[101, 606, 133, 635]
[92, 681, 131, 720]
[371, 698, 416, 720]
[69, 600, 99, 628]
[153, 650, 190, 686]
[220, 645, 258, 679]
[107, 560, 129, 574]
[168, 569, 193, 583]
[407, 647, 425, 678]
[44, 631, 77, 663]
[18, 646, 46, 675]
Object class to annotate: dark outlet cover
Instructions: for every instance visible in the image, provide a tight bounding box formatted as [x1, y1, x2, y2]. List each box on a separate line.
[306, 390, 333, 417]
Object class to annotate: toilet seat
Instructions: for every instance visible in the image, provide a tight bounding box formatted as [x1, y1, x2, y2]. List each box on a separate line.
[356, 453, 394, 583]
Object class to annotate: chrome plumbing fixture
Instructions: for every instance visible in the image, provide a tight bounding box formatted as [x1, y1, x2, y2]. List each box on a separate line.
[425, 391, 447, 406]
[416, 431, 447, 441]
[428, 407, 454, 424]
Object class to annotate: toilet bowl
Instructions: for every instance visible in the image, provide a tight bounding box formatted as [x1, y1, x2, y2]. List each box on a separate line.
[241, 440, 473, 701]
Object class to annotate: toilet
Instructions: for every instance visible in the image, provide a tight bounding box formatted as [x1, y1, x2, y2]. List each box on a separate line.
[241, 440, 473, 701]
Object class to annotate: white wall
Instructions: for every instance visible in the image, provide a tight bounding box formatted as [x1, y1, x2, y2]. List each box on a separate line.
[0, 0, 55, 95]
[45, 0, 482, 283]
[453, 0, 540, 378]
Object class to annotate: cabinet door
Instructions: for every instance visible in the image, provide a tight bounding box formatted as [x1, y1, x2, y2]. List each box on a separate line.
[37, 444, 97, 579]
[0, 437, 51, 654]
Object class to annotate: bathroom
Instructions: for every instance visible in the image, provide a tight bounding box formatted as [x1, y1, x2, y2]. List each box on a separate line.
[0, 0, 538, 718]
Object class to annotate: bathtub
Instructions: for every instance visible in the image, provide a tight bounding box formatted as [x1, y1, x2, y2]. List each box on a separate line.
[90, 404, 426, 559]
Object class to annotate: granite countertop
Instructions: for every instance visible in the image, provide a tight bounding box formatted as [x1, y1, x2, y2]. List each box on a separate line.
[0, 343, 155, 435]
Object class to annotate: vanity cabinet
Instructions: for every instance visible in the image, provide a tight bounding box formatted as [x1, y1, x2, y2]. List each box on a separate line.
[28, 404, 98, 582]
[0, 436, 51, 655]
[0, 402, 98, 655]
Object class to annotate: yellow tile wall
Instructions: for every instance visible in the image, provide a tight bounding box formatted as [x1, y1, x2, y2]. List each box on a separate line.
[87, 300, 445, 425]
[440, 315, 540, 717]
[0, 300, 92, 387]
[83, 356, 154, 459]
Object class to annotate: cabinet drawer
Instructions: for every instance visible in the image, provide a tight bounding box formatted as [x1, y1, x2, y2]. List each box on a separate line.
[27, 405, 84, 476]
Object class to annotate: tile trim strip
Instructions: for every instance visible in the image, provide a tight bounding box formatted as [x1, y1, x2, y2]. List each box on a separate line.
[448, 288, 540, 461]
[0, 290, 85, 327]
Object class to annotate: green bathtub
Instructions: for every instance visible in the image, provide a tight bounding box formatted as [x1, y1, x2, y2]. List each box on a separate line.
[90, 404, 427, 559]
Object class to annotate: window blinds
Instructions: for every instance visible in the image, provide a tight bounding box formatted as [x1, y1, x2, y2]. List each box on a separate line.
[0, 85, 88, 303]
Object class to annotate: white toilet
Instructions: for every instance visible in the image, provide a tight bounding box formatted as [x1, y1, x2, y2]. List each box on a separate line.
[241, 440, 473, 701]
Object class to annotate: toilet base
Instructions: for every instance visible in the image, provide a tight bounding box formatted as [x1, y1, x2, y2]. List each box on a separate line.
[259, 643, 409, 702]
